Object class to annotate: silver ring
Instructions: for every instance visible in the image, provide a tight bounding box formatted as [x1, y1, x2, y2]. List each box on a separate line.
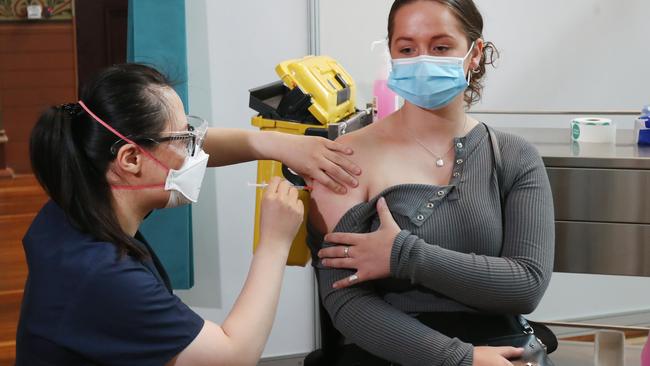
[348, 274, 359, 283]
[343, 246, 350, 258]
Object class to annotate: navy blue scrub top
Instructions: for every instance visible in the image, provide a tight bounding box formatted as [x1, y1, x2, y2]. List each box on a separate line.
[15, 201, 204, 366]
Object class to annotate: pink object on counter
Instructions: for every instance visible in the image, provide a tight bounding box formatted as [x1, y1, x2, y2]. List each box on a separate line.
[373, 79, 398, 120]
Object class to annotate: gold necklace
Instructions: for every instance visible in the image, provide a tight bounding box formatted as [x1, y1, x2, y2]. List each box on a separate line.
[402, 110, 468, 168]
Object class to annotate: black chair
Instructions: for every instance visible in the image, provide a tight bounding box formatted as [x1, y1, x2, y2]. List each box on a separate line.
[304, 294, 559, 366]
[304, 299, 393, 366]
[303, 301, 342, 366]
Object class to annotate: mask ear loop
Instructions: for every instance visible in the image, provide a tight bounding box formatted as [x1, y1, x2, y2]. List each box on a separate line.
[463, 41, 477, 85]
[463, 41, 476, 60]
[77, 100, 170, 190]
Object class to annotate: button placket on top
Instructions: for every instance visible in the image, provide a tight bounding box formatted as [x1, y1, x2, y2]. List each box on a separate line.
[409, 132, 475, 226]
[411, 135, 469, 225]
[410, 185, 453, 226]
[447, 136, 468, 201]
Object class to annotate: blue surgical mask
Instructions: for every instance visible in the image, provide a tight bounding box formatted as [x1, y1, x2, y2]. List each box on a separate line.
[387, 43, 475, 110]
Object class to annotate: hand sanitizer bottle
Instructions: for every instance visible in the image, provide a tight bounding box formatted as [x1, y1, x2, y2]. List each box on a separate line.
[371, 40, 399, 121]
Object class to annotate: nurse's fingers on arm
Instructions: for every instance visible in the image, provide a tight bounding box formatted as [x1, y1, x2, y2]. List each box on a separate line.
[324, 152, 360, 187]
[325, 147, 361, 175]
[326, 139, 354, 155]
[322, 159, 357, 190]
[312, 170, 347, 195]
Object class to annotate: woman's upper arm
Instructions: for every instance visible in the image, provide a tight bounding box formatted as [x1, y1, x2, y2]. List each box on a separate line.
[309, 179, 365, 234]
[309, 133, 369, 233]
[166, 321, 243, 366]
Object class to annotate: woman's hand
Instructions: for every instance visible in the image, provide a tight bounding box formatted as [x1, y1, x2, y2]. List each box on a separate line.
[172, 178, 305, 366]
[258, 177, 304, 252]
[270, 133, 362, 194]
[317, 197, 400, 288]
[473, 346, 524, 366]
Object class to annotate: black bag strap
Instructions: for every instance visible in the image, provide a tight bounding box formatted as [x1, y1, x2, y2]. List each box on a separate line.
[485, 124, 533, 337]
[484, 124, 557, 351]
[483, 122, 505, 204]
[518, 315, 535, 335]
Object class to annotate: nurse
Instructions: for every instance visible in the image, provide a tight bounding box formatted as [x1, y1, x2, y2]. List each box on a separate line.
[16, 63, 361, 366]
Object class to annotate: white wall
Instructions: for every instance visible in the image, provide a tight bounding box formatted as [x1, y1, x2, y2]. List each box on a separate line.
[320, 0, 393, 113]
[320, 0, 650, 116]
[179, 0, 315, 358]
[319, 0, 650, 323]
[476, 0, 649, 112]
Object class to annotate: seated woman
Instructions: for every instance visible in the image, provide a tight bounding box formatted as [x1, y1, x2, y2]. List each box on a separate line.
[308, 0, 555, 365]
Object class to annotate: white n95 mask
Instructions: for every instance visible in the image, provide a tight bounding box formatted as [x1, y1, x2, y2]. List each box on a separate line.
[164, 149, 209, 208]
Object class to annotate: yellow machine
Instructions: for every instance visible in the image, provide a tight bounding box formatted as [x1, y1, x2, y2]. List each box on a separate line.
[250, 55, 373, 266]
[276, 56, 357, 124]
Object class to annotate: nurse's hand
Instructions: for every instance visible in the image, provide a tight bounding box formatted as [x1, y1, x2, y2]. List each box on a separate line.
[473, 346, 523, 366]
[258, 177, 304, 251]
[317, 197, 400, 289]
[273, 133, 361, 194]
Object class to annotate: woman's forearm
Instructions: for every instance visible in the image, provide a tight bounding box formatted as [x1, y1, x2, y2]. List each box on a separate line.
[315, 266, 474, 366]
[391, 231, 550, 314]
[219, 243, 289, 364]
[391, 148, 555, 314]
[203, 127, 361, 194]
[203, 128, 282, 167]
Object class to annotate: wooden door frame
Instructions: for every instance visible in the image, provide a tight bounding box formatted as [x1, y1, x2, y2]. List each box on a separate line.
[0, 128, 14, 178]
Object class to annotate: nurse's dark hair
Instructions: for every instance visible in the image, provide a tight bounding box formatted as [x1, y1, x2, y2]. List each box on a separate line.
[30, 63, 173, 259]
[387, 0, 499, 106]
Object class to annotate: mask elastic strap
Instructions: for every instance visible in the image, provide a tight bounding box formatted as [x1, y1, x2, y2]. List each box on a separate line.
[78, 101, 170, 171]
[464, 41, 476, 60]
[111, 183, 165, 190]
[464, 41, 476, 85]
[78, 100, 168, 190]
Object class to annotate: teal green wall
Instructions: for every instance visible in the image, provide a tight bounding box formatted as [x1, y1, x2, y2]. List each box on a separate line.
[128, 0, 193, 289]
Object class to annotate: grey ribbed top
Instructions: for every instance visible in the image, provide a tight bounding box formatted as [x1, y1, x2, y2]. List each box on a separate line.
[307, 124, 555, 366]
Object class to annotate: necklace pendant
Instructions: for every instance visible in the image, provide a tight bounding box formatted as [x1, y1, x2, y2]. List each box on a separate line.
[435, 158, 445, 168]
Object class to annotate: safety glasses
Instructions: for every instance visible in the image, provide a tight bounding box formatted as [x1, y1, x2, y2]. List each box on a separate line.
[111, 115, 208, 157]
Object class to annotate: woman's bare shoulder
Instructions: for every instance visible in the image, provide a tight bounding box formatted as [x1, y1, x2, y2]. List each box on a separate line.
[337, 116, 396, 159]
[308, 117, 397, 233]
[307, 121, 379, 232]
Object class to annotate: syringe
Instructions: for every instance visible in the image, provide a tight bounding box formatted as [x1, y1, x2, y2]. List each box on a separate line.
[247, 182, 313, 191]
